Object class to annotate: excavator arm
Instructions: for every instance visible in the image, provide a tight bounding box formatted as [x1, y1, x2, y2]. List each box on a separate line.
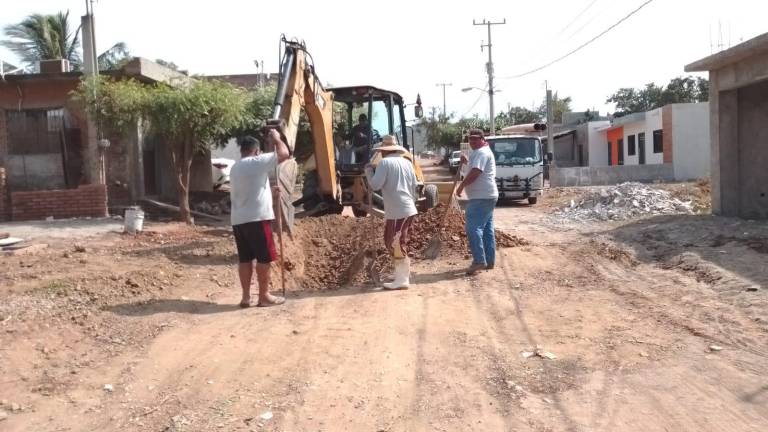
[268, 39, 338, 229]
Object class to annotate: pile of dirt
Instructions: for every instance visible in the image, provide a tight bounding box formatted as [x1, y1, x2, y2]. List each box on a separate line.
[496, 230, 530, 248]
[284, 205, 530, 289]
[556, 182, 694, 222]
[408, 204, 469, 254]
[288, 216, 386, 289]
[662, 179, 712, 214]
[409, 204, 529, 252]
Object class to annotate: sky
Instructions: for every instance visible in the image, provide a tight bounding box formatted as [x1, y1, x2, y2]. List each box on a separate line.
[1, 0, 765, 120]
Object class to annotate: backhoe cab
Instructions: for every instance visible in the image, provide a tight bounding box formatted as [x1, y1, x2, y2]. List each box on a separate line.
[326, 86, 434, 217]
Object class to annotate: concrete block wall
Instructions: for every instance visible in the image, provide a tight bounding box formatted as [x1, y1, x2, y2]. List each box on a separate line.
[10, 184, 108, 221]
[550, 164, 675, 187]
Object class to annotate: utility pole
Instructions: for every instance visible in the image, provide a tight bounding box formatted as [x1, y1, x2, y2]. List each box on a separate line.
[473, 18, 505, 135]
[435, 83, 452, 120]
[545, 82, 554, 159]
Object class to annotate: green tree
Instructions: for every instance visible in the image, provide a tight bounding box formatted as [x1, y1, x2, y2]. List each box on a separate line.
[2, 11, 81, 68]
[77, 76, 251, 223]
[2, 10, 131, 71]
[506, 106, 540, 125]
[606, 76, 709, 116]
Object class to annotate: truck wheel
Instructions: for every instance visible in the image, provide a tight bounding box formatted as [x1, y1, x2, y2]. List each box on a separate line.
[528, 197, 538, 205]
[424, 184, 439, 210]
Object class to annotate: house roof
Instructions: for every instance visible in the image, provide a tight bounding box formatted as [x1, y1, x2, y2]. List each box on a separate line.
[685, 32, 768, 72]
[206, 73, 278, 88]
[0, 57, 188, 85]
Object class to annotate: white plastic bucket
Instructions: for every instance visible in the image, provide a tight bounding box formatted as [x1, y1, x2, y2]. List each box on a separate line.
[124, 207, 145, 234]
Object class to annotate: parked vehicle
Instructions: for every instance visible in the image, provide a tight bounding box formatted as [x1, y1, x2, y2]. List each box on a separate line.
[211, 158, 235, 190]
[448, 150, 462, 174]
[485, 134, 551, 205]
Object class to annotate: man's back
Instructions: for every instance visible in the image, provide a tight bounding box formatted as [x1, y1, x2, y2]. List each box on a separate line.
[372, 156, 418, 220]
[229, 153, 277, 225]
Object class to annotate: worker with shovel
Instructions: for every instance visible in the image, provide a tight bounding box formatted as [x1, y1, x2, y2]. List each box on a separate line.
[456, 129, 499, 275]
[365, 135, 418, 290]
[229, 131, 290, 307]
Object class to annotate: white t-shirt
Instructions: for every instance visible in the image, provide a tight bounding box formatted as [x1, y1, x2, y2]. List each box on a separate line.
[229, 152, 278, 226]
[465, 146, 499, 200]
[366, 155, 418, 220]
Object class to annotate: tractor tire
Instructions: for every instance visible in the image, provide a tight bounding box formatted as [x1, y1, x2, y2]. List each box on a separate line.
[424, 184, 439, 210]
[528, 197, 538, 205]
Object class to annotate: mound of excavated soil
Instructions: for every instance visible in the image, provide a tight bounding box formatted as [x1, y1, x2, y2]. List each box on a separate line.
[280, 205, 530, 290]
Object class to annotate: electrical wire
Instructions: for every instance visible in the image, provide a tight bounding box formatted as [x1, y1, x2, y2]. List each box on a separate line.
[499, 0, 656, 79]
[459, 88, 487, 119]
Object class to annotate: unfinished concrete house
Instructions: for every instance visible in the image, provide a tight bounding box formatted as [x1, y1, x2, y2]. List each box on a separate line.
[686, 32, 768, 219]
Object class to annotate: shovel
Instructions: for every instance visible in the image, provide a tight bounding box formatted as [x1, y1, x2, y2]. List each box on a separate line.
[423, 167, 463, 260]
[365, 186, 381, 284]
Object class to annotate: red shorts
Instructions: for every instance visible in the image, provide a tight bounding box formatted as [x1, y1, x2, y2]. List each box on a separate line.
[384, 217, 414, 257]
[232, 221, 276, 264]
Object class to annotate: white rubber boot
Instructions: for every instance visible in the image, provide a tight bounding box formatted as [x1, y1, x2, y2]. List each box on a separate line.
[383, 257, 410, 290]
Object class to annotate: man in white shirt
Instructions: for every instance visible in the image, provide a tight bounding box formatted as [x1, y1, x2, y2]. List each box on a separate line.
[456, 129, 499, 275]
[365, 135, 418, 290]
[229, 130, 290, 307]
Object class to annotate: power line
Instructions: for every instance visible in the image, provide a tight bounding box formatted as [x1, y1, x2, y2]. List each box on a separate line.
[555, 0, 600, 38]
[459, 88, 487, 118]
[500, 0, 656, 80]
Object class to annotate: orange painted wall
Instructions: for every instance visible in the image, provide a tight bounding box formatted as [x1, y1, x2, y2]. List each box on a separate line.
[607, 127, 623, 166]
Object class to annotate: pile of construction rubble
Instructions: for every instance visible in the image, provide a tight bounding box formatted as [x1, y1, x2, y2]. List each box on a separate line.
[556, 182, 694, 222]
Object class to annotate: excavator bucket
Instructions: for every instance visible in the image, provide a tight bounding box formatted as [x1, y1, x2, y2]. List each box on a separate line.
[276, 159, 297, 234]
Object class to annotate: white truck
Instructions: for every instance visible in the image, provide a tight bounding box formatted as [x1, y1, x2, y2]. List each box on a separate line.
[485, 133, 551, 204]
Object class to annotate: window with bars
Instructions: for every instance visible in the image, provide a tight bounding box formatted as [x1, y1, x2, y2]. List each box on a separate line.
[6, 108, 66, 155]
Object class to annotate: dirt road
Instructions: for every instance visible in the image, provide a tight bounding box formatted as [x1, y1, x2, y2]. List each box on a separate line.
[1, 187, 767, 431]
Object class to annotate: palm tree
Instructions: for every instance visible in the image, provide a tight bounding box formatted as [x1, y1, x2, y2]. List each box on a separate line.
[2, 10, 132, 71]
[1, 10, 81, 68]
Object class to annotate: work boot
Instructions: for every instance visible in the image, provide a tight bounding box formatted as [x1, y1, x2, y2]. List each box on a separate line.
[383, 257, 410, 290]
[486, 263, 495, 270]
[465, 262, 487, 276]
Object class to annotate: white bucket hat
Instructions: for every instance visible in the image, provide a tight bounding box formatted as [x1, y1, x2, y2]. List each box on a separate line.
[373, 135, 408, 153]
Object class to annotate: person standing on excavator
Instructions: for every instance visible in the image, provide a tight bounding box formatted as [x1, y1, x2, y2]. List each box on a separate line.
[229, 130, 290, 307]
[365, 135, 417, 290]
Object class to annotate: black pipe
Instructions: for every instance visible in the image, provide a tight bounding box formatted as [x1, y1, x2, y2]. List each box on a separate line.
[272, 46, 296, 120]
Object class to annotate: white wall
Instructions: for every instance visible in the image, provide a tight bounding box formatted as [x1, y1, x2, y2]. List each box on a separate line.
[672, 102, 710, 180]
[645, 108, 664, 165]
[622, 121, 645, 166]
[617, 108, 664, 166]
[587, 121, 610, 166]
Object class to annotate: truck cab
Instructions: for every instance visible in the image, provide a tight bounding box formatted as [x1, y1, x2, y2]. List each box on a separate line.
[485, 134, 545, 205]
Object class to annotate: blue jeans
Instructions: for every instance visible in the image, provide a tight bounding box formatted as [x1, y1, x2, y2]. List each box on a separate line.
[465, 199, 497, 266]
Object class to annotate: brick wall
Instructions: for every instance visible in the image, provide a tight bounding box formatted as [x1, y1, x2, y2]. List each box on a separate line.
[0, 167, 7, 222]
[0, 108, 7, 166]
[10, 184, 108, 221]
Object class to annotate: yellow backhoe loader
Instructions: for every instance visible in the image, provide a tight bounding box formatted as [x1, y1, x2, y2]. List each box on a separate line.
[266, 37, 438, 229]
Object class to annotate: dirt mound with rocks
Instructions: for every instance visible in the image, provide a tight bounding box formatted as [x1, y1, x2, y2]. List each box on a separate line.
[556, 182, 694, 222]
[283, 204, 530, 289]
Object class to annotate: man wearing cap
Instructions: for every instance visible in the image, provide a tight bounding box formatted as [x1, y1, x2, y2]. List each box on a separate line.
[365, 135, 417, 289]
[456, 129, 498, 275]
